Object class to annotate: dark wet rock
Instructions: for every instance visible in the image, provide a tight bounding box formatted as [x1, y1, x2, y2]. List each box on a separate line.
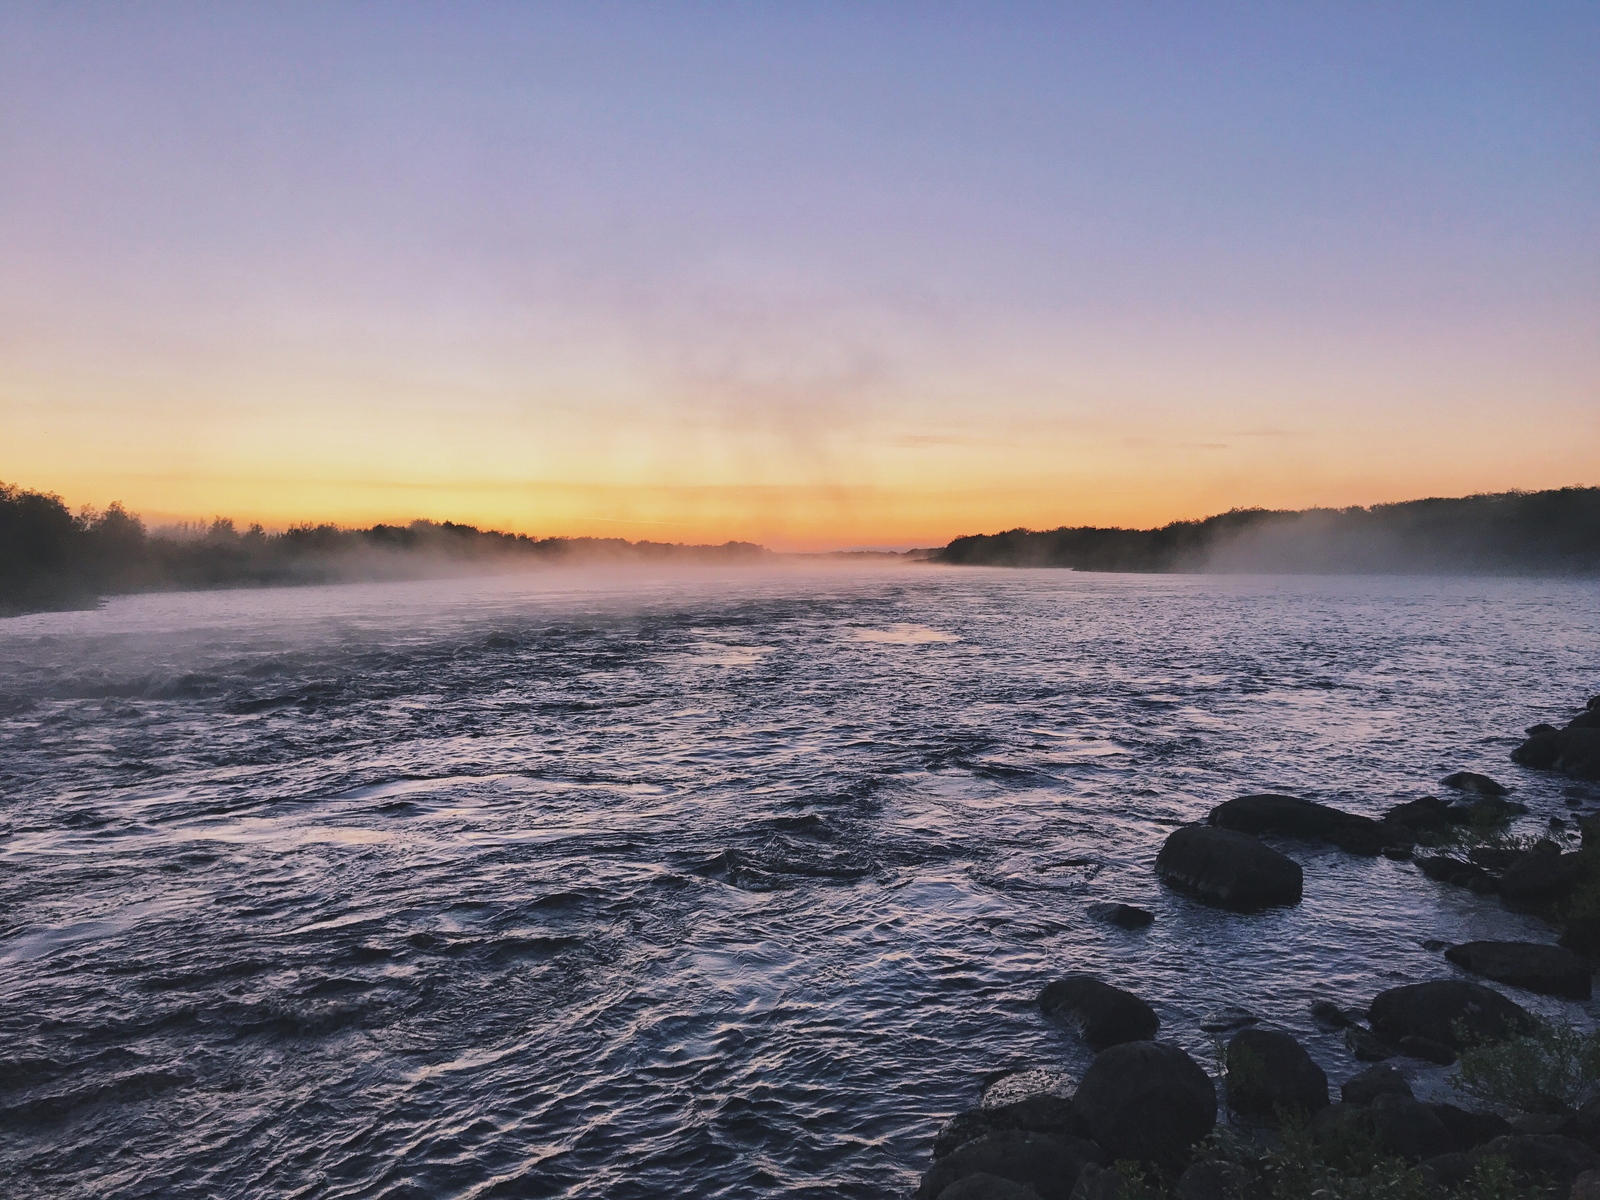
[1198, 1005, 1257, 1034]
[1225, 1028, 1328, 1120]
[1344, 1025, 1396, 1061]
[1441, 771, 1509, 796]
[1473, 1134, 1600, 1194]
[983, 1069, 1076, 1110]
[1467, 846, 1522, 872]
[1086, 902, 1154, 931]
[1527, 723, 1560, 737]
[1420, 1151, 1473, 1188]
[1513, 727, 1600, 783]
[1383, 795, 1455, 835]
[1414, 855, 1498, 893]
[1073, 1041, 1217, 1170]
[1310, 999, 1359, 1030]
[1575, 1168, 1600, 1200]
[1311, 1102, 1370, 1144]
[1444, 940, 1593, 999]
[1430, 1104, 1514, 1152]
[1174, 1160, 1249, 1200]
[1207, 793, 1404, 856]
[1340, 1063, 1411, 1106]
[1446, 796, 1529, 825]
[1368, 980, 1533, 1050]
[1510, 1113, 1570, 1135]
[1499, 843, 1585, 909]
[1560, 1096, 1600, 1153]
[1066, 1164, 1124, 1200]
[1040, 976, 1160, 1051]
[1574, 710, 1600, 730]
[1381, 845, 1413, 861]
[1369, 1093, 1455, 1161]
[937, 1173, 1043, 1200]
[918, 1130, 1101, 1200]
[1155, 826, 1302, 911]
[933, 1096, 1088, 1160]
[1397, 1036, 1458, 1065]
[1564, 916, 1600, 959]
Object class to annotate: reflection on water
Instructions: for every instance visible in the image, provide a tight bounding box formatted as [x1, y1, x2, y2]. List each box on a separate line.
[1, 567, 1597, 1198]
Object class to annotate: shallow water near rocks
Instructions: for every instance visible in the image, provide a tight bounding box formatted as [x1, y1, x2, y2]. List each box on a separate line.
[1, 566, 1598, 1199]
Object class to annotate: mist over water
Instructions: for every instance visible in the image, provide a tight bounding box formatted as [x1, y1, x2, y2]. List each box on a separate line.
[2, 567, 1598, 1199]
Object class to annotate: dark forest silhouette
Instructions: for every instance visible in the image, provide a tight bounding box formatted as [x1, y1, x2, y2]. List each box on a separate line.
[0, 482, 766, 616]
[937, 488, 1600, 575]
[5, 482, 1599, 616]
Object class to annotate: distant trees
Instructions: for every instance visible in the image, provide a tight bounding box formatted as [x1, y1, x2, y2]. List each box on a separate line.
[0, 480, 768, 616]
[936, 488, 1600, 574]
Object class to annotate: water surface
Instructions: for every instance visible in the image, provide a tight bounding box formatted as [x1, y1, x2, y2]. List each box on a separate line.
[2, 567, 1598, 1198]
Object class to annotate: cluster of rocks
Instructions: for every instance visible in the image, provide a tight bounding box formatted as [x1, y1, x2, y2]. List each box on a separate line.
[920, 975, 1600, 1198]
[1515, 697, 1600, 783]
[919, 696, 1600, 1198]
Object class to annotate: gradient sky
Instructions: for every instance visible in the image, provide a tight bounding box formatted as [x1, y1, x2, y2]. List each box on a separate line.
[2, 3, 1596, 549]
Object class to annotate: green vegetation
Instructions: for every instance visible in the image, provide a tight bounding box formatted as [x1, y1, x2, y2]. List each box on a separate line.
[1453, 1020, 1600, 1113]
[1106, 1126, 1537, 1200]
[936, 487, 1600, 574]
[0, 481, 766, 616]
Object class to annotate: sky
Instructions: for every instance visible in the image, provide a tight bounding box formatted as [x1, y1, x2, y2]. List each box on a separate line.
[1, 3, 1596, 550]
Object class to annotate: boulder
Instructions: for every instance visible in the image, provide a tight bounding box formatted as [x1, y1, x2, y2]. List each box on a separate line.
[1415, 855, 1498, 893]
[1513, 728, 1600, 782]
[1066, 1165, 1124, 1200]
[1559, 1096, 1600, 1154]
[1499, 843, 1586, 909]
[918, 1130, 1101, 1200]
[1473, 1134, 1600, 1194]
[1368, 980, 1533, 1050]
[1419, 1152, 1473, 1188]
[1565, 916, 1600, 959]
[1441, 771, 1510, 796]
[1310, 999, 1358, 1030]
[1086, 902, 1154, 930]
[1340, 1063, 1411, 1106]
[983, 1069, 1076, 1110]
[1369, 1094, 1455, 1161]
[1040, 976, 1160, 1051]
[1383, 796, 1455, 835]
[1430, 1103, 1514, 1152]
[1174, 1160, 1249, 1200]
[1225, 1028, 1328, 1119]
[1444, 940, 1593, 999]
[1397, 1035, 1457, 1065]
[1074, 1041, 1217, 1170]
[1198, 1006, 1257, 1034]
[1310, 1102, 1369, 1145]
[934, 1096, 1087, 1159]
[1207, 793, 1403, 855]
[1344, 1026, 1396, 1061]
[1575, 1168, 1600, 1200]
[1155, 826, 1303, 911]
[939, 1174, 1045, 1200]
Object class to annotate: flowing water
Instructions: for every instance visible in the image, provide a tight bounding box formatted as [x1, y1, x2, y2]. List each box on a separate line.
[2, 566, 1598, 1199]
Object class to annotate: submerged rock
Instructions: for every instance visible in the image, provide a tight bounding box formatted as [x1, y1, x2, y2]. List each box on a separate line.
[1383, 795, 1455, 835]
[1155, 826, 1302, 911]
[1444, 940, 1593, 999]
[919, 1129, 1101, 1200]
[1225, 1028, 1328, 1119]
[1368, 980, 1533, 1050]
[1440, 771, 1509, 796]
[1073, 1041, 1217, 1171]
[1414, 855, 1498, 893]
[983, 1068, 1076, 1110]
[1207, 793, 1405, 855]
[1086, 902, 1154, 930]
[932, 1095, 1086, 1160]
[1310, 999, 1359, 1030]
[1040, 976, 1160, 1051]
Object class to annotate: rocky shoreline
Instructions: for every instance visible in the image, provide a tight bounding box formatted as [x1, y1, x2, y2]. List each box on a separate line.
[917, 696, 1600, 1200]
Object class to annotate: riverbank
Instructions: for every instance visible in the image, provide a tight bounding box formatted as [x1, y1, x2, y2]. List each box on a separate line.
[918, 697, 1600, 1199]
